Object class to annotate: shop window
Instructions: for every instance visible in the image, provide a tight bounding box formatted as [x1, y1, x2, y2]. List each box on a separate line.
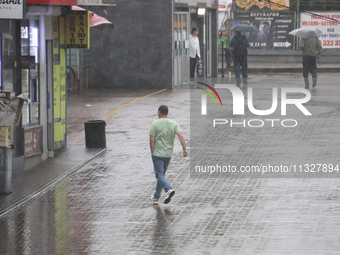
[21, 20, 40, 127]
[0, 20, 16, 92]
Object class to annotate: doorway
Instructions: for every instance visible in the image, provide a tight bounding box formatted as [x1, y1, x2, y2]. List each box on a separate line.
[174, 12, 190, 86]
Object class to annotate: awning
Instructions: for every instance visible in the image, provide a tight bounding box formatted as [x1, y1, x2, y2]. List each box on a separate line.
[72, 6, 114, 30]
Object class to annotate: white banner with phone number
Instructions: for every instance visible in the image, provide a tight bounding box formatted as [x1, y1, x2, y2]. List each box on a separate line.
[301, 12, 340, 49]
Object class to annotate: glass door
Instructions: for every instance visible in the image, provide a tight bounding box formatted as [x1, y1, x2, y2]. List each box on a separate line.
[206, 12, 212, 77]
[21, 19, 40, 127]
[174, 12, 190, 86]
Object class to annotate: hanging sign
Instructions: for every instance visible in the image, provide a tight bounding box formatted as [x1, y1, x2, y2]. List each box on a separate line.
[0, 0, 23, 19]
[65, 11, 90, 49]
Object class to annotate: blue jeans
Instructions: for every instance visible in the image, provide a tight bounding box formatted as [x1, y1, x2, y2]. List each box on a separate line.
[152, 156, 172, 200]
[234, 57, 248, 79]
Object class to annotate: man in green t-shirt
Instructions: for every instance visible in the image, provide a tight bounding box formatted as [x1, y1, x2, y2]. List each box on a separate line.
[149, 105, 188, 205]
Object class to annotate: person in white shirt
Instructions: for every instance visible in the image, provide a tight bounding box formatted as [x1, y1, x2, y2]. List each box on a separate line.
[189, 27, 201, 78]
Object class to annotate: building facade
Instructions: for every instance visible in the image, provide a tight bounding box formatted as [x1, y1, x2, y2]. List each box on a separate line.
[87, 0, 219, 89]
[0, 0, 116, 193]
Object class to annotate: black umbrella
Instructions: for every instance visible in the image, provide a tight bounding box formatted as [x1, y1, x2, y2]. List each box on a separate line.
[231, 24, 259, 33]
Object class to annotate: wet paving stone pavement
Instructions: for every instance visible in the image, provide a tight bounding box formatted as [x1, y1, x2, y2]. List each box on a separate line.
[1, 74, 340, 254]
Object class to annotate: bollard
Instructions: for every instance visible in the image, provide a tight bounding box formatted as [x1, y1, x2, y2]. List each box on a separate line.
[84, 120, 106, 148]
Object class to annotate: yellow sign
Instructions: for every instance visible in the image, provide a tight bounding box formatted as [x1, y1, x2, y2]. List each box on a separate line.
[65, 11, 90, 49]
[235, 0, 289, 11]
[0, 127, 9, 147]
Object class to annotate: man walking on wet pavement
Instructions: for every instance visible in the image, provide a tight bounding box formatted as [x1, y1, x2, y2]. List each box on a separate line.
[149, 105, 188, 205]
[299, 36, 322, 89]
[229, 31, 250, 87]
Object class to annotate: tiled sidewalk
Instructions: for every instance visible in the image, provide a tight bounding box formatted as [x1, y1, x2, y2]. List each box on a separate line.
[1, 74, 340, 254]
[0, 89, 166, 217]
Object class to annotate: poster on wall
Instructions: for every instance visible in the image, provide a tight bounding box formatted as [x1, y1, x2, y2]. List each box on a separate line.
[219, 0, 232, 31]
[301, 12, 340, 49]
[24, 126, 43, 158]
[219, 0, 232, 11]
[234, 0, 290, 11]
[234, 11, 294, 49]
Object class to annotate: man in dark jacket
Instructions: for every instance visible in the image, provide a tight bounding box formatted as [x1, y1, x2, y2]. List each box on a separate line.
[299, 37, 322, 89]
[229, 31, 250, 87]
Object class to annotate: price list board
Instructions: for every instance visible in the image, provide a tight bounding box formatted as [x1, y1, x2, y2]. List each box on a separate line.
[234, 11, 295, 49]
[301, 12, 340, 49]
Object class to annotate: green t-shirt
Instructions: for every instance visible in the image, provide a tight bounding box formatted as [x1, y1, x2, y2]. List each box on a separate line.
[149, 118, 181, 158]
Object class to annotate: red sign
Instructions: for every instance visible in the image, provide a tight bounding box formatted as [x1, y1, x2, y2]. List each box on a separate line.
[24, 126, 43, 158]
[26, 0, 77, 5]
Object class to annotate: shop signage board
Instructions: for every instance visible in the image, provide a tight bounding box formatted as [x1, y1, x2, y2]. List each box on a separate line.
[77, 0, 116, 5]
[0, 0, 23, 19]
[233, 11, 294, 49]
[65, 11, 90, 49]
[234, 0, 290, 11]
[176, 0, 217, 8]
[219, 0, 232, 11]
[24, 126, 43, 157]
[301, 12, 340, 49]
[26, 0, 77, 5]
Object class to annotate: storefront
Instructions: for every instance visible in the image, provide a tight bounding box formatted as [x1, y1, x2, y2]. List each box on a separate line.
[22, 1, 75, 170]
[174, 0, 219, 85]
[0, 2, 25, 179]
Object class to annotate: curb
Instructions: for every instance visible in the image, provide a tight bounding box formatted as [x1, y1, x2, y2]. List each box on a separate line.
[0, 148, 106, 219]
[219, 68, 340, 74]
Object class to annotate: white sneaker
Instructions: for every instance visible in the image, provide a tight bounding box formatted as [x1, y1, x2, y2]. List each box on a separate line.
[151, 195, 159, 205]
[164, 189, 175, 204]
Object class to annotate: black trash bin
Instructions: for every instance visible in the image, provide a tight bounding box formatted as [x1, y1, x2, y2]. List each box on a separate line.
[84, 120, 106, 148]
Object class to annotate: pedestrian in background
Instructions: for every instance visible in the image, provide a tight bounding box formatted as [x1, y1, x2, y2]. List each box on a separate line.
[299, 37, 322, 89]
[189, 27, 201, 78]
[149, 105, 188, 205]
[229, 31, 250, 87]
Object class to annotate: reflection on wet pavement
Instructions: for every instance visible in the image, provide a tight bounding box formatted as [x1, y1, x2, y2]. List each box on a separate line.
[1, 74, 340, 254]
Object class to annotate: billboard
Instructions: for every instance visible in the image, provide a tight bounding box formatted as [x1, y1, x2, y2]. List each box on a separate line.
[301, 12, 340, 49]
[234, 11, 294, 49]
[234, 0, 290, 11]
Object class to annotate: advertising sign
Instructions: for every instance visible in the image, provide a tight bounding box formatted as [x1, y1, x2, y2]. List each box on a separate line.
[24, 126, 43, 158]
[0, 97, 23, 127]
[219, 0, 232, 11]
[234, 0, 289, 11]
[26, 0, 77, 5]
[65, 11, 90, 49]
[0, 0, 23, 19]
[234, 11, 294, 49]
[301, 12, 340, 49]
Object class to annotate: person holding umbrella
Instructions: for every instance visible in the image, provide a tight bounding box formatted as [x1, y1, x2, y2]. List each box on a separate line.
[289, 28, 322, 89]
[299, 36, 322, 89]
[229, 29, 251, 87]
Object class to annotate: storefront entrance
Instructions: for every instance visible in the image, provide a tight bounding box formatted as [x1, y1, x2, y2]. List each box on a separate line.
[174, 12, 190, 86]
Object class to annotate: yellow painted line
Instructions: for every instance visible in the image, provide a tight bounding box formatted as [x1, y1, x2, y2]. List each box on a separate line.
[102, 89, 167, 120]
